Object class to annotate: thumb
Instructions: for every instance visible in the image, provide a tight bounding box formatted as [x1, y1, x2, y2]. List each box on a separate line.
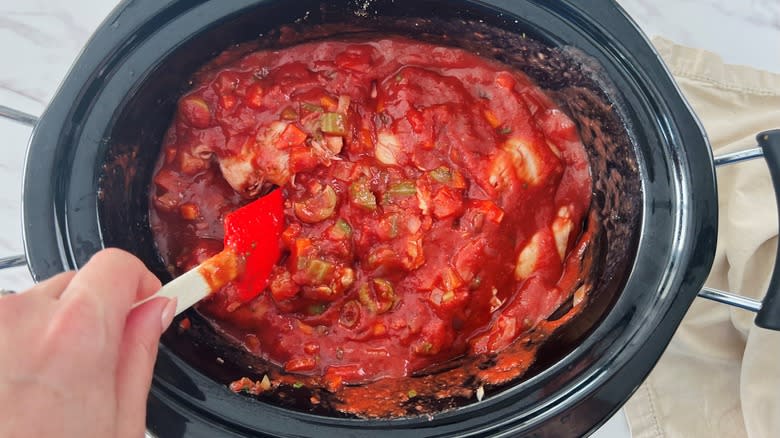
[114, 297, 176, 438]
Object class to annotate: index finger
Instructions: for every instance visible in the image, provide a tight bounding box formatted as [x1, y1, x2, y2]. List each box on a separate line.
[59, 248, 162, 347]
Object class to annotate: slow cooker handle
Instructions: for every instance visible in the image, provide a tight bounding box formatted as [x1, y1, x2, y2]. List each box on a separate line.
[753, 130, 780, 330]
[0, 104, 38, 127]
[699, 129, 780, 331]
[0, 104, 38, 271]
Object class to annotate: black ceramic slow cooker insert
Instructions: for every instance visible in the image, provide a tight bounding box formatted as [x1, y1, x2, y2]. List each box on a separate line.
[2, 0, 780, 437]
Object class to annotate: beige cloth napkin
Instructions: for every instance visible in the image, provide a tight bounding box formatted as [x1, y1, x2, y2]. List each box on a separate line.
[624, 38, 780, 438]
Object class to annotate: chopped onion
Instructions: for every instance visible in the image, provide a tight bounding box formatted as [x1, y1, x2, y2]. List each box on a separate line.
[502, 137, 542, 185]
[573, 285, 589, 307]
[515, 232, 542, 280]
[268, 120, 289, 139]
[260, 375, 272, 391]
[325, 135, 344, 154]
[375, 131, 401, 165]
[551, 206, 573, 260]
[337, 95, 351, 113]
[406, 216, 422, 233]
[340, 267, 355, 289]
[488, 150, 514, 190]
[404, 238, 425, 270]
[546, 140, 561, 158]
[416, 187, 430, 214]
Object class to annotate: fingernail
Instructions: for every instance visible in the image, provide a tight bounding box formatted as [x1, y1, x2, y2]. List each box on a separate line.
[161, 297, 177, 331]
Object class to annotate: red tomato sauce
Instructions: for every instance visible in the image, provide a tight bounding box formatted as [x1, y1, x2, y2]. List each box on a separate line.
[150, 38, 592, 388]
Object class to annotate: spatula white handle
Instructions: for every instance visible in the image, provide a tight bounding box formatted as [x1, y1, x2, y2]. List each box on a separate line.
[133, 266, 212, 316]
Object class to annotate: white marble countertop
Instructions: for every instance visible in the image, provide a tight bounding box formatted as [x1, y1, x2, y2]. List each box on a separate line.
[0, 1, 778, 437]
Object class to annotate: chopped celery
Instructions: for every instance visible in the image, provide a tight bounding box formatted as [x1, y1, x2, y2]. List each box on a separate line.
[430, 166, 453, 184]
[358, 284, 377, 312]
[301, 102, 323, 113]
[387, 181, 417, 197]
[294, 184, 337, 224]
[320, 112, 347, 135]
[299, 258, 335, 283]
[329, 219, 353, 240]
[349, 180, 377, 210]
[372, 278, 396, 313]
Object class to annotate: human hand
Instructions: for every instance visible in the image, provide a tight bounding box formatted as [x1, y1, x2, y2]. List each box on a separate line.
[0, 248, 175, 438]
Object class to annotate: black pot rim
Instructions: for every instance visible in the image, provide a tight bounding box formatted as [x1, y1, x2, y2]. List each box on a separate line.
[21, 0, 718, 436]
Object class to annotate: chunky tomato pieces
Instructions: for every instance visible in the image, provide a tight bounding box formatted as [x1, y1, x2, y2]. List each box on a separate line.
[150, 38, 592, 384]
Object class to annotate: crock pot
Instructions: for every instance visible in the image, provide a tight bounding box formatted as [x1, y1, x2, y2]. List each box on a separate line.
[1, 0, 779, 436]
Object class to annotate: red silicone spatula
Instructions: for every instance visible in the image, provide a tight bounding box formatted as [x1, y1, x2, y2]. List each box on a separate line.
[136, 189, 285, 315]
